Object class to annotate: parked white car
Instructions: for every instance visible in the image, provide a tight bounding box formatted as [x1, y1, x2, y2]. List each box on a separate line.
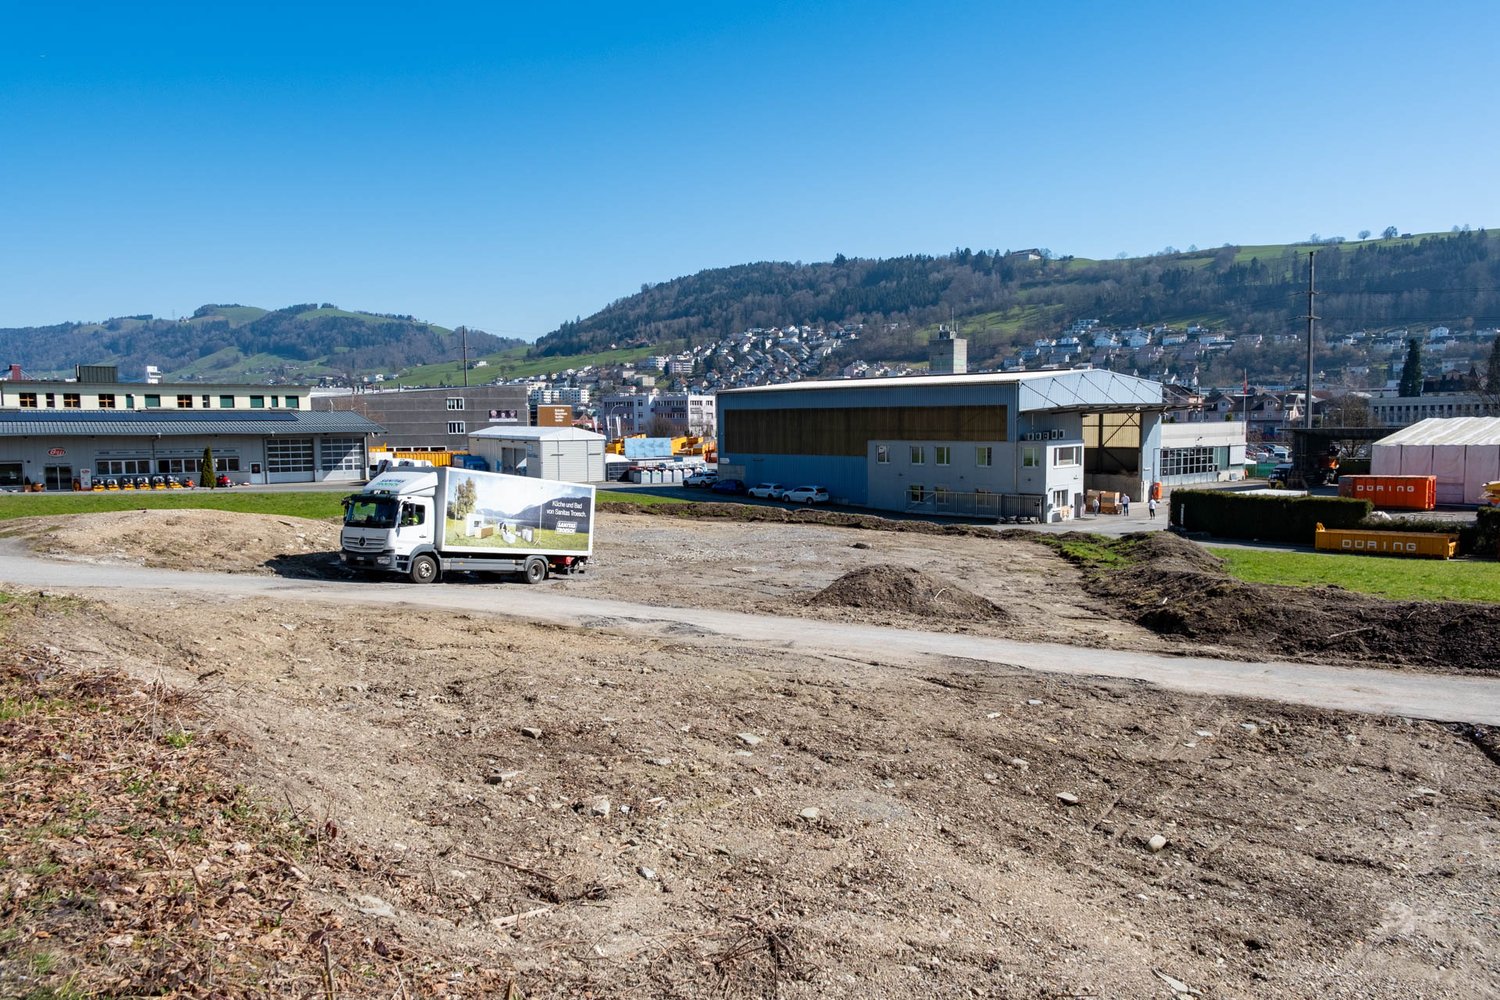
[782, 485, 830, 504]
[747, 482, 787, 499]
[684, 469, 718, 487]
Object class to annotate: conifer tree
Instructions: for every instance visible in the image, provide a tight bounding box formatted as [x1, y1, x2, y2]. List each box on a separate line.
[1398, 338, 1424, 397]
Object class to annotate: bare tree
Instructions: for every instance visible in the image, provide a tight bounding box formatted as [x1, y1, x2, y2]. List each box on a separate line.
[1320, 393, 1376, 428]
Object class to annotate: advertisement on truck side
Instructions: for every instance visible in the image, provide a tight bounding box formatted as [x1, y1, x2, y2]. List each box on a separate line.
[441, 469, 592, 553]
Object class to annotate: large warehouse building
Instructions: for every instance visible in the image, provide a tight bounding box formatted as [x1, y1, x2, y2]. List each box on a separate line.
[716, 370, 1173, 521]
[0, 367, 383, 488]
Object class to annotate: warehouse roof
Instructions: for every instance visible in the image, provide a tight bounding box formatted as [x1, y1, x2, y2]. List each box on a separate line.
[0, 409, 385, 437]
[1375, 416, 1500, 447]
[719, 368, 1164, 412]
[468, 426, 605, 441]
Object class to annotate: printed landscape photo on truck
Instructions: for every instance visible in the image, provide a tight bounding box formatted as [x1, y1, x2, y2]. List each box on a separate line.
[441, 469, 592, 552]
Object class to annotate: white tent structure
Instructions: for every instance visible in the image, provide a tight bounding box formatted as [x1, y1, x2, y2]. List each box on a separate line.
[1371, 417, 1500, 505]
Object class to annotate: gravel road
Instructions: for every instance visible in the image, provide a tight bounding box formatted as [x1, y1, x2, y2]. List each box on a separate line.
[4, 541, 1497, 724]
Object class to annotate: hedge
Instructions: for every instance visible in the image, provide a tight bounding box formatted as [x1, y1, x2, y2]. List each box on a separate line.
[1168, 489, 1372, 544]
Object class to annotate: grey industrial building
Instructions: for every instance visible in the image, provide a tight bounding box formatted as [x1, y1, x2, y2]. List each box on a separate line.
[716, 370, 1171, 520]
[0, 367, 382, 488]
[315, 385, 529, 451]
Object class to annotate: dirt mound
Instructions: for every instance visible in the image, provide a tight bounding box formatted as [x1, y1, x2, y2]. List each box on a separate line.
[1115, 529, 1226, 573]
[1095, 541, 1500, 675]
[598, 500, 997, 537]
[4, 509, 343, 576]
[808, 563, 1010, 621]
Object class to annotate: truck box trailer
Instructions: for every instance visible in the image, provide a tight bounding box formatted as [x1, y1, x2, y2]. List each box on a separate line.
[341, 467, 594, 583]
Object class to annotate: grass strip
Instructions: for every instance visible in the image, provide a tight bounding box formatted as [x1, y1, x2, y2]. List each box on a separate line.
[1207, 546, 1500, 604]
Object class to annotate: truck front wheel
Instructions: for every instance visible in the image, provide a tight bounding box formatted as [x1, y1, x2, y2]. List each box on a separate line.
[522, 557, 548, 585]
[409, 554, 439, 584]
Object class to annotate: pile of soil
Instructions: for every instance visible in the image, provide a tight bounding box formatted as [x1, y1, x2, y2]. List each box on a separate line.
[1, 509, 342, 576]
[808, 563, 1010, 622]
[597, 500, 997, 537]
[1093, 532, 1500, 674]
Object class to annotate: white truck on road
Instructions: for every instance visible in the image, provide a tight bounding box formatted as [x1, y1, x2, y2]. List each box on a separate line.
[341, 467, 594, 584]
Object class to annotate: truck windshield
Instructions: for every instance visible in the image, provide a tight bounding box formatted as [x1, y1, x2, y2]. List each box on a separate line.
[344, 497, 399, 529]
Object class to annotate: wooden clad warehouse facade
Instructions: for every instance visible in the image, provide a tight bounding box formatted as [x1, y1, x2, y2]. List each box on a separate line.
[724, 405, 1007, 457]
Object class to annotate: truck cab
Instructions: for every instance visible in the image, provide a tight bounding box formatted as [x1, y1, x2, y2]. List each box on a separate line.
[341, 470, 440, 580]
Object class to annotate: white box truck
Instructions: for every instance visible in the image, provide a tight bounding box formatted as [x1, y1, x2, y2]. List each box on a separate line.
[341, 467, 594, 584]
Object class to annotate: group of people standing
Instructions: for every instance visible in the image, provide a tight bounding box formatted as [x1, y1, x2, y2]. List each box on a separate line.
[1087, 493, 1158, 518]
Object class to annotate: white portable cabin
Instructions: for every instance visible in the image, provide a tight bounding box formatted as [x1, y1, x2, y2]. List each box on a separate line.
[1371, 417, 1500, 505]
[466, 426, 607, 484]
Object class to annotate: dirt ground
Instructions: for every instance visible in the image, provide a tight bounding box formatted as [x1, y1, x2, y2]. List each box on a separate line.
[3, 508, 1500, 997]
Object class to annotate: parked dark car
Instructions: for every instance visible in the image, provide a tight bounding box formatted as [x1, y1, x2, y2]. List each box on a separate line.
[709, 478, 748, 495]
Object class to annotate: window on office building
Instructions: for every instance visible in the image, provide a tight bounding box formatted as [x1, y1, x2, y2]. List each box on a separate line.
[177, 395, 193, 408]
[18, 393, 37, 408]
[976, 446, 992, 467]
[448, 421, 466, 435]
[220, 395, 235, 408]
[934, 446, 951, 466]
[63, 393, 81, 409]
[97, 394, 115, 409]
[1160, 446, 1227, 478]
[447, 397, 465, 410]
[144, 395, 161, 408]
[250, 396, 265, 409]
[910, 445, 925, 465]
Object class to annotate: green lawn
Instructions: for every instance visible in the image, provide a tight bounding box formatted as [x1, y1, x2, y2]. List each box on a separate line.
[0, 491, 346, 522]
[0, 487, 682, 525]
[1207, 546, 1500, 604]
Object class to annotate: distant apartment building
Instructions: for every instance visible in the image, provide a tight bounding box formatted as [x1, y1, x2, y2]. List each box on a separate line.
[599, 391, 716, 437]
[1369, 392, 1489, 427]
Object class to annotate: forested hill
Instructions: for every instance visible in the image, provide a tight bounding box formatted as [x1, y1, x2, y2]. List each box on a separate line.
[535, 230, 1500, 368]
[0, 304, 519, 382]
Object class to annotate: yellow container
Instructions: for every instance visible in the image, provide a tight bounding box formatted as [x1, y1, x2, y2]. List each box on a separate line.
[1314, 523, 1458, 559]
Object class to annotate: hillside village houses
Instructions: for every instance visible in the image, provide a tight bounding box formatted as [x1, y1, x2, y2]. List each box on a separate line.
[474, 317, 1495, 444]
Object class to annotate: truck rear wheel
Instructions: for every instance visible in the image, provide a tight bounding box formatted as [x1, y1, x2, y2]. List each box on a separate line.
[522, 557, 548, 585]
[409, 554, 439, 584]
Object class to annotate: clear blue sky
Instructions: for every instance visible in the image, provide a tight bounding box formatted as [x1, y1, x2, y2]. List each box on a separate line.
[2, 1, 1496, 340]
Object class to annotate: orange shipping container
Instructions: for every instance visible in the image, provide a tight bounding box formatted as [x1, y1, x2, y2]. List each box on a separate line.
[1314, 523, 1457, 559]
[1337, 474, 1436, 511]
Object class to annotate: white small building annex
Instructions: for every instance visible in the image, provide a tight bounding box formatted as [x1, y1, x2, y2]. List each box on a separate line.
[467, 425, 606, 484]
[1371, 417, 1500, 505]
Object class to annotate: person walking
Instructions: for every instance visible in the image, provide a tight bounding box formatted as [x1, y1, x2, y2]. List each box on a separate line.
[1147, 497, 1158, 519]
[1121, 493, 1130, 516]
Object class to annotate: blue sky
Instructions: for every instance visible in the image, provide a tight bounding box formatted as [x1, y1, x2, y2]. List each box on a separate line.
[2, 1, 1496, 341]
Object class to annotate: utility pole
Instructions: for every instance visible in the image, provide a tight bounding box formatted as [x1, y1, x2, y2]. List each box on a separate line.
[460, 326, 469, 387]
[1304, 251, 1317, 430]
